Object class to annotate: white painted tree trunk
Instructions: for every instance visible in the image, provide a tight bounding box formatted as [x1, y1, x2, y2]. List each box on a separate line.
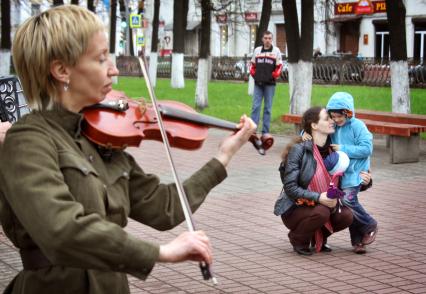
[288, 61, 313, 114]
[171, 53, 184, 88]
[149, 52, 158, 87]
[207, 56, 213, 81]
[195, 58, 209, 109]
[0, 50, 11, 76]
[390, 60, 411, 114]
[248, 75, 254, 96]
[110, 53, 118, 84]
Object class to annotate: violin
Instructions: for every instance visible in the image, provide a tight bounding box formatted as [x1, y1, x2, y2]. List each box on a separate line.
[82, 57, 272, 285]
[82, 91, 271, 155]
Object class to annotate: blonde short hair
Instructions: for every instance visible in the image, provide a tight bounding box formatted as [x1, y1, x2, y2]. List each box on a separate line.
[12, 5, 104, 111]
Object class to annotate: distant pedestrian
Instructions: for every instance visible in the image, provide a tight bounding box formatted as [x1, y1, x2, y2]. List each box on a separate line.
[249, 30, 282, 149]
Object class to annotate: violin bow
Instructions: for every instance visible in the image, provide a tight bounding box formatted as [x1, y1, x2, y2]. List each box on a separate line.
[137, 56, 218, 286]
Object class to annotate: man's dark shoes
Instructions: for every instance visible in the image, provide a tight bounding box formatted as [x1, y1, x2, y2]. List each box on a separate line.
[362, 226, 378, 245]
[293, 246, 313, 256]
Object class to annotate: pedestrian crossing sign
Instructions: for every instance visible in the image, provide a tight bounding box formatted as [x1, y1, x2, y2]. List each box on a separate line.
[129, 14, 142, 28]
[137, 35, 144, 46]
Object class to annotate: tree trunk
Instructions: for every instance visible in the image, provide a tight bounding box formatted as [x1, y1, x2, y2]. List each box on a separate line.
[88, 0, 95, 12]
[128, 30, 134, 56]
[151, 0, 160, 53]
[0, 0, 11, 76]
[248, 75, 255, 95]
[254, 0, 272, 48]
[282, 0, 314, 115]
[171, 0, 189, 88]
[110, 0, 117, 54]
[386, 0, 410, 114]
[195, 0, 212, 110]
[118, 0, 127, 54]
[149, 0, 160, 87]
[110, 0, 118, 84]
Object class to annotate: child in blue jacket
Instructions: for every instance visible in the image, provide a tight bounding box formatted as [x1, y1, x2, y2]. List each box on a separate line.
[326, 92, 378, 254]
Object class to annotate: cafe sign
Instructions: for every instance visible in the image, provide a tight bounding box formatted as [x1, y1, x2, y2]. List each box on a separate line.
[355, 0, 374, 14]
[335, 0, 386, 15]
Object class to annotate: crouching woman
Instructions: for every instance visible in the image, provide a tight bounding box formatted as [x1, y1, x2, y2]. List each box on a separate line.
[274, 107, 353, 255]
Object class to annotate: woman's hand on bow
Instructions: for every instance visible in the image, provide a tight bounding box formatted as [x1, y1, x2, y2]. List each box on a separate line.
[158, 231, 213, 264]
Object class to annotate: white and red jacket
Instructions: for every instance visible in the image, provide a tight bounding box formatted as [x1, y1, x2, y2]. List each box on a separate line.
[250, 45, 282, 85]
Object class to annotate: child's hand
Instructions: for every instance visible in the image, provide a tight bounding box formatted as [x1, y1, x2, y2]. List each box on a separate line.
[301, 132, 312, 141]
[360, 171, 372, 185]
[330, 144, 340, 151]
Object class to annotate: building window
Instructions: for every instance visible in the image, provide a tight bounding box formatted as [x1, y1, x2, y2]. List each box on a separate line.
[375, 24, 389, 60]
[414, 23, 426, 62]
[220, 25, 228, 56]
[249, 24, 258, 52]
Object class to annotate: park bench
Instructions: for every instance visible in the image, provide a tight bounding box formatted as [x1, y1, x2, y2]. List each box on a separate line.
[281, 111, 426, 164]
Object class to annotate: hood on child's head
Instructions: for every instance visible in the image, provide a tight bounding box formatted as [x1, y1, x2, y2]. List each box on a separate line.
[326, 92, 355, 117]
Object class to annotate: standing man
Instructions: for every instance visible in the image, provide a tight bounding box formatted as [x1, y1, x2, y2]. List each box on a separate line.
[250, 30, 282, 149]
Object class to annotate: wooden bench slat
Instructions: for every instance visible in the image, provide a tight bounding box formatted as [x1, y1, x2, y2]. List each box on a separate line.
[281, 114, 425, 137]
[357, 109, 426, 127]
[362, 119, 411, 137]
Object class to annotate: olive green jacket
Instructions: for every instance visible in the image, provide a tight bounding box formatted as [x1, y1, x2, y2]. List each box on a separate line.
[0, 107, 227, 294]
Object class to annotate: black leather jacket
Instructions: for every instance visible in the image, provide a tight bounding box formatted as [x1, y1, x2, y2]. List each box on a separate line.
[274, 140, 321, 216]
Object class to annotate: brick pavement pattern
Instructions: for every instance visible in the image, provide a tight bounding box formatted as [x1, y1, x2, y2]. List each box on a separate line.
[1, 130, 426, 293]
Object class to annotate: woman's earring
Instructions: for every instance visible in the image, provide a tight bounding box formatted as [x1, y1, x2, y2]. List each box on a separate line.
[64, 81, 69, 92]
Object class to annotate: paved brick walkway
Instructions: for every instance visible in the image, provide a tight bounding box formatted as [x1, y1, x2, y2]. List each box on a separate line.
[1, 130, 426, 293]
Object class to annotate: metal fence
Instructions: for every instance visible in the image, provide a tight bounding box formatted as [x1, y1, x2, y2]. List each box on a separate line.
[116, 56, 426, 88]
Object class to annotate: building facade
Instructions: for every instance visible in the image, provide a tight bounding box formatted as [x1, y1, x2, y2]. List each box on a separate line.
[323, 0, 426, 61]
[141, 0, 426, 60]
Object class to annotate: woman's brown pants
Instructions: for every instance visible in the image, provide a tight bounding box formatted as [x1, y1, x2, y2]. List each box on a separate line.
[281, 204, 353, 248]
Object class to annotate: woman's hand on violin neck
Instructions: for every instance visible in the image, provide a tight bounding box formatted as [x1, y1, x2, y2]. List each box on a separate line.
[215, 115, 257, 167]
[158, 231, 213, 264]
[319, 192, 337, 208]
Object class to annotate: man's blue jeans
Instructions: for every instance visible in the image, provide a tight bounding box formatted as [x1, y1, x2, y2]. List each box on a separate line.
[251, 83, 275, 135]
[341, 186, 377, 245]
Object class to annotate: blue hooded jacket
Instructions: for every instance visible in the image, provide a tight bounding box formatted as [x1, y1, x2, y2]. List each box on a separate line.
[326, 92, 373, 189]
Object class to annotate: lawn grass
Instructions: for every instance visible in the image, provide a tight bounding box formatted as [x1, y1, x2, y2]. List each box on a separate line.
[113, 77, 426, 135]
